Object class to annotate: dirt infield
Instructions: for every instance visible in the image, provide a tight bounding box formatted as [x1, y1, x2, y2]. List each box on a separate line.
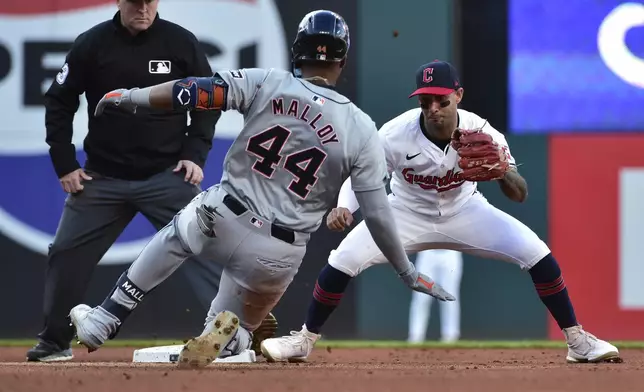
[0, 346, 641, 392]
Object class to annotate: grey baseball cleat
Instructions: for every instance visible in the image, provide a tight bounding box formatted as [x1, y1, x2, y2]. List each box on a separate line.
[69, 304, 121, 353]
[177, 310, 240, 369]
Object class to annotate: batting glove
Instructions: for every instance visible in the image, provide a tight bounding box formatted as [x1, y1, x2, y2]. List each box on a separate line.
[399, 268, 456, 301]
[195, 204, 218, 238]
[94, 88, 138, 116]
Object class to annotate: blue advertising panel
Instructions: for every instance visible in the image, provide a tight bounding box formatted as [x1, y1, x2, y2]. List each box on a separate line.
[509, 1, 644, 132]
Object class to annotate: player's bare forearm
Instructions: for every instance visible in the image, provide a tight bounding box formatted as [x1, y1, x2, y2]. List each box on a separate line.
[124, 80, 177, 111]
[498, 168, 528, 202]
[147, 81, 177, 110]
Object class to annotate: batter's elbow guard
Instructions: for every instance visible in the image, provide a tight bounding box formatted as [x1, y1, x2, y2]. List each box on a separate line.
[172, 75, 228, 111]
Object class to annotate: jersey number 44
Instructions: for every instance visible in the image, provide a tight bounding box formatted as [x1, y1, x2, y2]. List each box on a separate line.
[246, 125, 327, 200]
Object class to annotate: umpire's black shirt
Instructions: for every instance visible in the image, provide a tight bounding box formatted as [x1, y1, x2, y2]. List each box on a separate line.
[45, 11, 219, 180]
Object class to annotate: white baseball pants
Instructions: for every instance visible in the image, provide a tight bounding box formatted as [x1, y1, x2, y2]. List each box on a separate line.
[407, 249, 463, 343]
[328, 192, 549, 276]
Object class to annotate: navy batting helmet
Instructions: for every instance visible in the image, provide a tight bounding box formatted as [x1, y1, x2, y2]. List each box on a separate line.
[291, 10, 350, 71]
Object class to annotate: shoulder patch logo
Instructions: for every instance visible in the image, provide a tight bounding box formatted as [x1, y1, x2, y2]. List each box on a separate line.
[55, 63, 69, 85]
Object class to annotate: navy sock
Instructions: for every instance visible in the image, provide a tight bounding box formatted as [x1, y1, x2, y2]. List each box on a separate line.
[99, 271, 147, 339]
[528, 253, 578, 329]
[305, 264, 353, 334]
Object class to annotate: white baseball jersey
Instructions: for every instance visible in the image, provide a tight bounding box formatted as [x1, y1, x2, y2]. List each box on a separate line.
[217, 68, 388, 233]
[379, 108, 516, 217]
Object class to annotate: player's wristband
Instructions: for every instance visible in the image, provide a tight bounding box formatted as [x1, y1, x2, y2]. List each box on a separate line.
[397, 262, 417, 280]
[129, 88, 151, 106]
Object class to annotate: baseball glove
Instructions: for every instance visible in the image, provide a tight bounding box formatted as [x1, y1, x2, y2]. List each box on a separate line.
[450, 128, 510, 181]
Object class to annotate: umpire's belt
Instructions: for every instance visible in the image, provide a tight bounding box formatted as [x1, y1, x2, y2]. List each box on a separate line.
[223, 195, 295, 244]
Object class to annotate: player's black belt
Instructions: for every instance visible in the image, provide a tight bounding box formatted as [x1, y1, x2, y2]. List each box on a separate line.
[222, 195, 295, 244]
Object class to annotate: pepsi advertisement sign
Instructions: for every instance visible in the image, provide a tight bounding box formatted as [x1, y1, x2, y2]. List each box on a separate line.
[509, 1, 644, 132]
[0, 0, 289, 265]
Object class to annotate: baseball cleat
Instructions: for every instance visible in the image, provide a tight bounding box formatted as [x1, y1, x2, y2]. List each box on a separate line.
[177, 310, 240, 369]
[69, 304, 121, 353]
[26, 341, 73, 362]
[251, 312, 278, 356]
[260, 324, 321, 363]
[563, 325, 623, 363]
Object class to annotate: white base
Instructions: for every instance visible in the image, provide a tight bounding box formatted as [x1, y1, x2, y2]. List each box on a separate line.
[132, 345, 257, 364]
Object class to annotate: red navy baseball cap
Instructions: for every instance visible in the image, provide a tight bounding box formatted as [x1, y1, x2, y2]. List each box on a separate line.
[409, 60, 461, 97]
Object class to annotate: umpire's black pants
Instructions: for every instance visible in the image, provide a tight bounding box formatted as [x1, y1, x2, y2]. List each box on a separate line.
[38, 167, 223, 349]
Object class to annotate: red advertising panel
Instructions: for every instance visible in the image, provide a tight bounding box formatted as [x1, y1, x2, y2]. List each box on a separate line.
[549, 134, 644, 340]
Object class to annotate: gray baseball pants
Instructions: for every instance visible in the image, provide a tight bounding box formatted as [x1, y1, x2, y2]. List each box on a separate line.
[109, 184, 310, 332]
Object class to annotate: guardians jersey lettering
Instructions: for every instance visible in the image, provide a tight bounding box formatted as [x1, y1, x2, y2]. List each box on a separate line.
[401, 168, 464, 192]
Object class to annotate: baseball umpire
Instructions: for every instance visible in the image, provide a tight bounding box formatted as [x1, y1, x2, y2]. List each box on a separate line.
[27, 0, 223, 362]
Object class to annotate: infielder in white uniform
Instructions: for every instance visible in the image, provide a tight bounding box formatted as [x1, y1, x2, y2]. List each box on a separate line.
[261, 60, 622, 364]
[67, 11, 455, 368]
[408, 249, 463, 343]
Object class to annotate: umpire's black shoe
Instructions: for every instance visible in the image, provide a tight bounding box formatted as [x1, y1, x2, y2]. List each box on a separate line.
[26, 341, 73, 362]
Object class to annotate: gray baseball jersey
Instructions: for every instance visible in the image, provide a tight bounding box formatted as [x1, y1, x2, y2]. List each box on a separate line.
[98, 68, 392, 342]
[217, 68, 388, 233]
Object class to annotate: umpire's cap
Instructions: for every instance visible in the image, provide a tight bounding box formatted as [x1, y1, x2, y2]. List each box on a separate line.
[291, 10, 350, 67]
